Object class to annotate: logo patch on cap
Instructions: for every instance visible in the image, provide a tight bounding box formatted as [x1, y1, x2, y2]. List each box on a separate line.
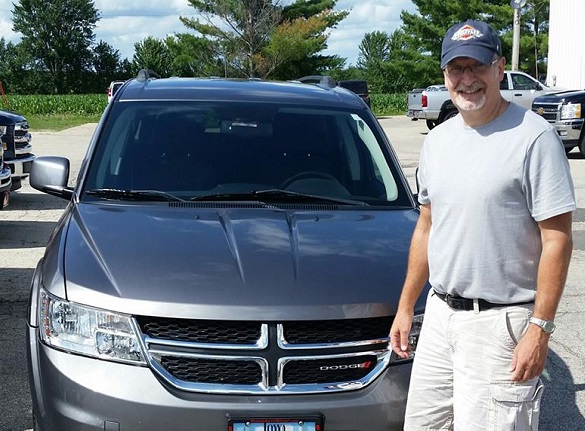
[451, 24, 484, 41]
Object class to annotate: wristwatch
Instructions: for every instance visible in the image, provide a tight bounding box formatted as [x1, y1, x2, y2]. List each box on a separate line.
[529, 317, 556, 334]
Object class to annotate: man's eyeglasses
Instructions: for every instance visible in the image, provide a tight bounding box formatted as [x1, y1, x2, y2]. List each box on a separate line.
[443, 58, 500, 78]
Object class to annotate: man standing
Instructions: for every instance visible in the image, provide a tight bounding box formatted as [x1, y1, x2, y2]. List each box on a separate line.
[390, 20, 575, 430]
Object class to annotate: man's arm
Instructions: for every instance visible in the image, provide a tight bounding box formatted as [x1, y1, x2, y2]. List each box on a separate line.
[511, 211, 573, 381]
[390, 203, 431, 359]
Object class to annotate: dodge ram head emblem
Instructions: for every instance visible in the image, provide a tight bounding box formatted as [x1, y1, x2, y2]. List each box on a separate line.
[536, 107, 545, 115]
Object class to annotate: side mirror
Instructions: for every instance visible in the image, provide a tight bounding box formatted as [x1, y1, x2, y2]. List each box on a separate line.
[30, 156, 74, 200]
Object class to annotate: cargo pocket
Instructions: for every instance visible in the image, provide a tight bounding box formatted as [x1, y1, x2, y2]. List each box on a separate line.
[488, 380, 543, 431]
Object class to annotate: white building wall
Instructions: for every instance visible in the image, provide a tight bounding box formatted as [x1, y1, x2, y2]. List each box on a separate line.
[547, 0, 585, 89]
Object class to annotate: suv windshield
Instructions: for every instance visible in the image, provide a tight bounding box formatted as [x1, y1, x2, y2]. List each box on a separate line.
[84, 102, 409, 206]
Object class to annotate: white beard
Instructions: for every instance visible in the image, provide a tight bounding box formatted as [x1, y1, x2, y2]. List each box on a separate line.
[453, 82, 486, 111]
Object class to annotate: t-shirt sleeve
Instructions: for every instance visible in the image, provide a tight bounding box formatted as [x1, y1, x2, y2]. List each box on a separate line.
[523, 128, 576, 222]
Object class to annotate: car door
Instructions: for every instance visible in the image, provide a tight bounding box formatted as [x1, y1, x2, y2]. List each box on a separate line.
[501, 72, 547, 109]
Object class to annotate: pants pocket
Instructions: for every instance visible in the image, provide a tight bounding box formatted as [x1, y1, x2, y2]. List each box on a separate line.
[488, 379, 544, 431]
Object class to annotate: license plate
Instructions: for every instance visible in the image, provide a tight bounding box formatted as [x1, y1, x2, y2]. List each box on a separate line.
[229, 417, 320, 431]
[408, 109, 422, 118]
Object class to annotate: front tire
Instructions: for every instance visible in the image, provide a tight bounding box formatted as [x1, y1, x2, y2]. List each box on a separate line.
[444, 110, 458, 122]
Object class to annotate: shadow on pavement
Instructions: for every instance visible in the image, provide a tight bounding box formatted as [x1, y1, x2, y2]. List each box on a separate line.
[0, 220, 58, 249]
[540, 349, 585, 430]
[0, 268, 35, 302]
[0, 302, 33, 431]
[5, 190, 68, 212]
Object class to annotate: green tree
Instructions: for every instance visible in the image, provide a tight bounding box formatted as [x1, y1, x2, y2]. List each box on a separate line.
[179, 0, 348, 79]
[12, 0, 99, 93]
[180, 0, 280, 78]
[92, 40, 124, 92]
[400, 0, 549, 79]
[276, 0, 348, 78]
[0, 38, 51, 94]
[357, 31, 390, 69]
[132, 37, 173, 77]
[165, 34, 220, 77]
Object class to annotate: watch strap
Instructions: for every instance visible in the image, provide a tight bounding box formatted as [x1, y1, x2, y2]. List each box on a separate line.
[529, 316, 556, 334]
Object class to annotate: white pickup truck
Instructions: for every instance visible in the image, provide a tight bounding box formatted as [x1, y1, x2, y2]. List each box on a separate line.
[407, 70, 557, 130]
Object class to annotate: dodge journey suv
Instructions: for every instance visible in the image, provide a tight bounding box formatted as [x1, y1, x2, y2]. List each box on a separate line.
[27, 70, 427, 430]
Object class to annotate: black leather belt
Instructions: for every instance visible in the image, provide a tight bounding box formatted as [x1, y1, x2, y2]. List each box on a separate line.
[433, 290, 534, 312]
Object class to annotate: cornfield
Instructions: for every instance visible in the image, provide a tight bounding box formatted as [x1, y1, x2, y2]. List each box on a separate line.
[3, 94, 107, 116]
[0, 93, 407, 118]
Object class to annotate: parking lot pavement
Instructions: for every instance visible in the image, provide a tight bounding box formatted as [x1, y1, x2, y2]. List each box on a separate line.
[0, 117, 584, 430]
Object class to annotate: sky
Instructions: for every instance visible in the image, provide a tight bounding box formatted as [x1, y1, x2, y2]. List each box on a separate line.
[0, 0, 416, 66]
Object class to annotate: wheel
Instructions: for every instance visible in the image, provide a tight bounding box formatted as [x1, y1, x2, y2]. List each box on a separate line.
[444, 110, 458, 121]
[579, 134, 585, 157]
[280, 171, 338, 190]
[10, 178, 22, 191]
[425, 120, 436, 130]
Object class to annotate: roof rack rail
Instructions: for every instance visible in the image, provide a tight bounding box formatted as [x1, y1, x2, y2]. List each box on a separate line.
[296, 75, 337, 88]
[136, 69, 160, 82]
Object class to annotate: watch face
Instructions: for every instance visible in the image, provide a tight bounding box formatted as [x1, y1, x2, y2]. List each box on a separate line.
[543, 321, 556, 333]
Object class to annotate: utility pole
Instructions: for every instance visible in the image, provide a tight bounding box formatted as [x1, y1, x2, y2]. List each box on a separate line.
[510, 0, 527, 71]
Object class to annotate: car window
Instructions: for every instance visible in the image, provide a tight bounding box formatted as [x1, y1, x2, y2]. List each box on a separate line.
[84, 102, 407, 206]
[510, 73, 539, 90]
[500, 75, 509, 90]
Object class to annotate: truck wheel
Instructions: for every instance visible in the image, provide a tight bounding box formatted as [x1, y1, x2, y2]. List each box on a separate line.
[579, 135, 585, 157]
[444, 111, 458, 121]
[10, 178, 22, 191]
[426, 120, 436, 130]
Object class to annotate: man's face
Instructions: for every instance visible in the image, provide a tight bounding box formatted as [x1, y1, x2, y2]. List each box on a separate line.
[443, 56, 505, 113]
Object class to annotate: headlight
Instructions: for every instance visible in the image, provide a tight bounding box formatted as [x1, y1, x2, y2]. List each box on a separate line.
[561, 103, 581, 120]
[390, 312, 424, 363]
[39, 289, 146, 364]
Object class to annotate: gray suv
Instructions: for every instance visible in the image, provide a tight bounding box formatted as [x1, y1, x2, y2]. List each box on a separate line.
[27, 70, 427, 430]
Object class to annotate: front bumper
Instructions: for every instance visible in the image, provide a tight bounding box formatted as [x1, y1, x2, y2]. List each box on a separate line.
[0, 164, 11, 193]
[28, 326, 411, 431]
[6, 152, 35, 179]
[552, 119, 584, 148]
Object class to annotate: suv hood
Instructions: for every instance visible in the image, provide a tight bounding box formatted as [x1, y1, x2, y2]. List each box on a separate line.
[47, 203, 419, 320]
[533, 89, 585, 103]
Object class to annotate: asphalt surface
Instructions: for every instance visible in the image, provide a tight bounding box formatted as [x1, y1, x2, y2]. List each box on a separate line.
[0, 116, 584, 430]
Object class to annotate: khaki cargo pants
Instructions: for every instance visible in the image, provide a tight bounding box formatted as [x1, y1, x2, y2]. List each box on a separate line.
[404, 290, 544, 430]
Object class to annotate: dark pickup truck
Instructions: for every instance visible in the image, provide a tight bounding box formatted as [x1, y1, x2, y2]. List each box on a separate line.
[0, 110, 35, 190]
[532, 90, 585, 156]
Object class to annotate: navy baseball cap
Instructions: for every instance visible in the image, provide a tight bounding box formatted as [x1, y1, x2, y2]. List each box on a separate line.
[441, 20, 502, 69]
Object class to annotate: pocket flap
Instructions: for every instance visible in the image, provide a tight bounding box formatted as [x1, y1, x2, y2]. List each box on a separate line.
[490, 381, 543, 403]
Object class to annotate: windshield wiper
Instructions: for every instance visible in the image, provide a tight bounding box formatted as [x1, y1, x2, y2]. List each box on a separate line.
[86, 188, 185, 202]
[191, 189, 368, 206]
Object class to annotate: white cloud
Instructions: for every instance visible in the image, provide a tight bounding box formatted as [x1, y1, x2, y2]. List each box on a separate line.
[326, 0, 417, 66]
[0, 0, 416, 66]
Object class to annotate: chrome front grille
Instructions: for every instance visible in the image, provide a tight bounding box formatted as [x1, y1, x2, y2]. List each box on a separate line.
[137, 317, 264, 345]
[136, 317, 393, 394]
[532, 102, 560, 123]
[160, 356, 263, 384]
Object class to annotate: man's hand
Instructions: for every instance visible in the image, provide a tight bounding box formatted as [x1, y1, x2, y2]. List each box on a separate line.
[511, 324, 550, 382]
[390, 310, 414, 359]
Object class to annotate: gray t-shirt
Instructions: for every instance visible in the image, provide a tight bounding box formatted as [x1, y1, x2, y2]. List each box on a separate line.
[418, 102, 576, 303]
